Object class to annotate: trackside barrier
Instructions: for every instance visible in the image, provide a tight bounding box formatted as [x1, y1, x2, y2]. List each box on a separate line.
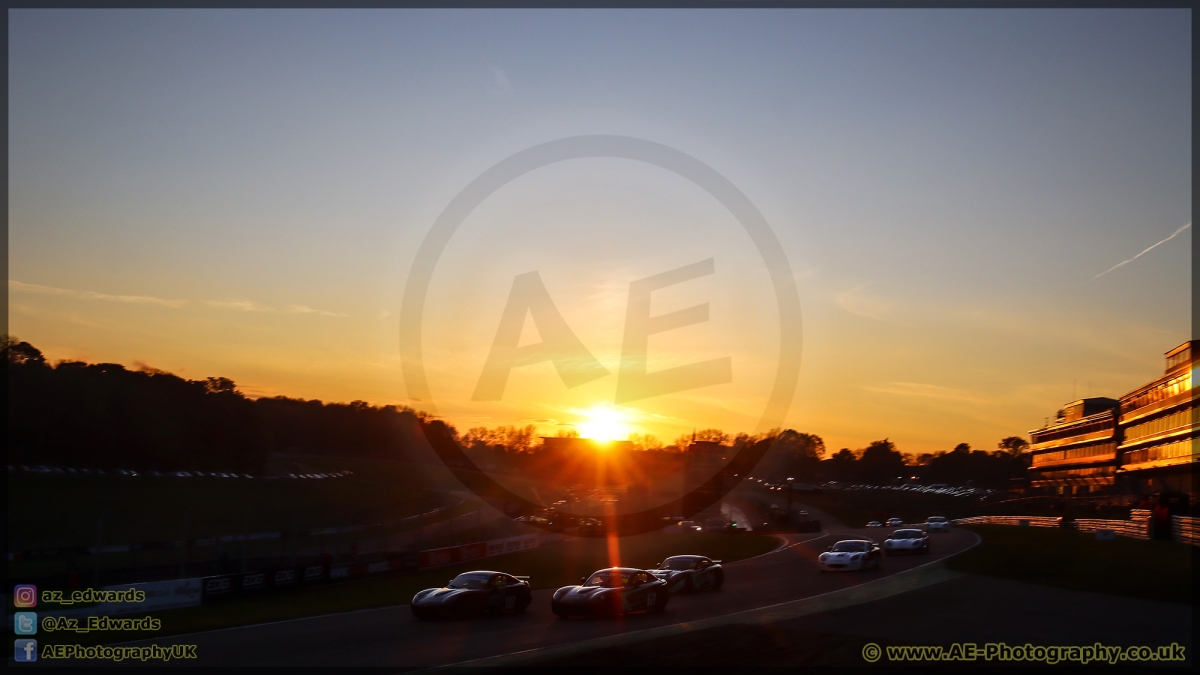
[1172, 515, 1200, 546]
[90, 532, 544, 608]
[954, 513, 1153, 540]
[486, 534, 539, 557]
[1073, 518, 1149, 540]
[953, 516, 1060, 528]
[418, 534, 539, 570]
[6, 501, 467, 562]
[201, 564, 329, 602]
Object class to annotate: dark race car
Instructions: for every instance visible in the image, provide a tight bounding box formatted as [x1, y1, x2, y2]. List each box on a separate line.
[650, 555, 725, 593]
[818, 539, 882, 572]
[551, 567, 669, 618]
[411, 571, 532, 620]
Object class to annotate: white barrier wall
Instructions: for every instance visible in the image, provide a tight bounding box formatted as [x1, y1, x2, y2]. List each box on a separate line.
[98, 577, 204, 613]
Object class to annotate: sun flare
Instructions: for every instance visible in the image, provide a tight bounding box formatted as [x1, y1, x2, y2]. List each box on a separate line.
[576, 406, 633, 443]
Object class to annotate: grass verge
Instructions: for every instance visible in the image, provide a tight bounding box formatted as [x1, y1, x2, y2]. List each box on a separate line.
[947, 525, 1192, 604]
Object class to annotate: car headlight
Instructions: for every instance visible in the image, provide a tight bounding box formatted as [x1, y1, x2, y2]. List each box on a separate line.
[852, 553, 863, 559]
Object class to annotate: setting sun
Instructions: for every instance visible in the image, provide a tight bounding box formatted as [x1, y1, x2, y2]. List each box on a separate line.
[576, 406, 633, 442]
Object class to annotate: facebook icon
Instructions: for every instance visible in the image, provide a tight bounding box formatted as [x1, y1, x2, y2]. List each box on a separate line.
[14, 639, 37, 663]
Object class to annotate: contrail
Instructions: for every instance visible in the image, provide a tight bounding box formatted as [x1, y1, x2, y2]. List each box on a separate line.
[1093, 222, 1191, 280]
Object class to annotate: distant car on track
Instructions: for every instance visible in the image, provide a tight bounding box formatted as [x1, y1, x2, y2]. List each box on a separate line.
[411, 571, 531, 620]
[552, 568, 668, 618]
[925, 516, 949, 532]
[650, 555, 725, 593]
[578, 517, 606, 536]
[818, 539, 882, 572]
[886, 517, 904, 527]
[884, 529, 930, 555]
[866, 521, 883, 528]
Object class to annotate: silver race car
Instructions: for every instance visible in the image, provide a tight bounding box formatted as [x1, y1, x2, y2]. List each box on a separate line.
[552, 567, 669, 618]
[650, 555, 725, 593]
[883, 528, 930, 555]
[925, 516, 949, 532]
[818, 539, 882, 572]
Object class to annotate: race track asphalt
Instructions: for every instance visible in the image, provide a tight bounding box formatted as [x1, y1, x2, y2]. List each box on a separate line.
[114, 525, 978, 668]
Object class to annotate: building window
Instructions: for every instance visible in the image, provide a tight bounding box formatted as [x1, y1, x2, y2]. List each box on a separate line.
[1122, 408, 1195, 443]
[1031, 418, 1113, 444]
[1032, 442, 1115, 466]
[1032, 466, 1114, 479]
[1166, 347, 1191, 372]
[1121, 372, 1192, 416]
[1121, 437, 1198, 466]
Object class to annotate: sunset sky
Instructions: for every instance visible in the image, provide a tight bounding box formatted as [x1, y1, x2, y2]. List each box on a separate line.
[7, 9, 1191, 457]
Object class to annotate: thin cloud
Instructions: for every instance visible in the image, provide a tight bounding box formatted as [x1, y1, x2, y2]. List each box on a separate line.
[1093, 222, 1191, 280]
[285, 304, 347, 317]
[204, 299, 346, 317]
[204, 299, 269, 312]
[862, 382, 985, 404]
[489, 65, 512, 92]
[8, 280, 186, 307]
[7, 281, 345, 317]
[833, 285, 891, 321]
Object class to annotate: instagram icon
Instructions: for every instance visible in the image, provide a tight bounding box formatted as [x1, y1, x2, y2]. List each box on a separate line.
[13, 585, 37, 608]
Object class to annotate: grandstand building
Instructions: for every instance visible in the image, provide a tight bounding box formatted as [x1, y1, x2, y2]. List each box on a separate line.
[1026, 340, 1196, 499]
[1027, 397, 1120, 495]
[1115, 341, 1196, 496]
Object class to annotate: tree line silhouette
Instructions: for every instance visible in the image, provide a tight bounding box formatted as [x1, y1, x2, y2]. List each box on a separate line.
[5, 336, 425, 473]
[459, 422, 1028, 488]
[6, 335, 1029, 486]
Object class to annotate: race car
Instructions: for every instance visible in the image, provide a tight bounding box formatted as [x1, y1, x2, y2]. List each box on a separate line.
[866, 521, 883, 528]
[818, 539, 882, 572]
[886, 517, 904, 527]
[925, 516, 949, 532]
[884, 528, 930, 555]
[551, 567, 669, 618]
[411, 571, 532, 619]
[650, 555, 725, 593]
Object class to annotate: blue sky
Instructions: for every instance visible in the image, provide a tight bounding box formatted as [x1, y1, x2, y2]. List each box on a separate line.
[8, 9, 1191, 454]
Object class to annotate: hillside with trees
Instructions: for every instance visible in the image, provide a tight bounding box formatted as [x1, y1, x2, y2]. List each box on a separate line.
[5, 336, 426, 473]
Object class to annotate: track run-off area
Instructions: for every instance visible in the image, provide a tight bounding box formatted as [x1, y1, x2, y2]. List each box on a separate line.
[112, 524, 979, 668]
